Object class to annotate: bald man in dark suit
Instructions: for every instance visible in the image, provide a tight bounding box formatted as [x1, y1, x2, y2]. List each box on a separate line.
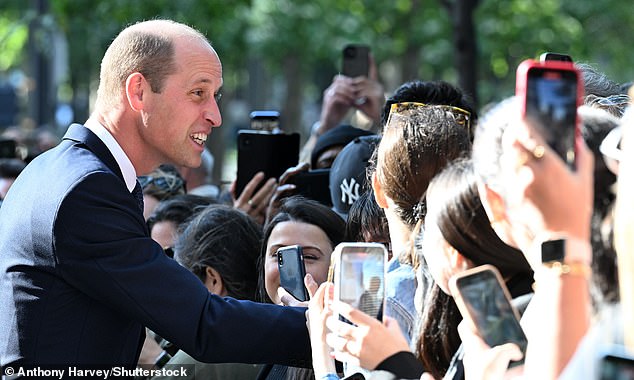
[0, 19, 310, 371]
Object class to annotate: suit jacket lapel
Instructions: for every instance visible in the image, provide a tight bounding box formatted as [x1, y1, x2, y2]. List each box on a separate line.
[62, 124, 125, 183]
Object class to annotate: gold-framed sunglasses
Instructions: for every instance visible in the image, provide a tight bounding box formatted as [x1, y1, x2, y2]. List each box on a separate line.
[387, 101, 472, 136]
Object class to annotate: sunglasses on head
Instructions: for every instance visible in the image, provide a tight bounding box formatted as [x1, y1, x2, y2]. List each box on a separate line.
[138, 175, 186, 195]
[388, 102, 472, 136]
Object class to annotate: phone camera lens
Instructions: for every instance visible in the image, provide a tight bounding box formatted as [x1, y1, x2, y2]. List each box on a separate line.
[278, 254, 283, 266]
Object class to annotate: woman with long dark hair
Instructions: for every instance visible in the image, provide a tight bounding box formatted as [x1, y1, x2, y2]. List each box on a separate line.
[416, 158, 533, 379]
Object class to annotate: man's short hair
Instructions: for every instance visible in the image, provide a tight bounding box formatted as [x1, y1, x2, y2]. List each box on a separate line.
[96, 20, 209, 110]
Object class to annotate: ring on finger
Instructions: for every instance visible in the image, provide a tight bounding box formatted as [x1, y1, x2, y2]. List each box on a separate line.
[247, 199, 256, 210]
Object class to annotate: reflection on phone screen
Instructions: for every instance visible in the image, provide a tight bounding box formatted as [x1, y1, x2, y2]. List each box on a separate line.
[600, 353, 634, 380]
[278, 246, 308, 302]
[457, 271, 527, 356]
[339, 249, 384, 319]
[526, 69, 578, 166]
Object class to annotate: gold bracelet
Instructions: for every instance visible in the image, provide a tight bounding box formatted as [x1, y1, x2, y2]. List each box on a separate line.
[540, 261, 592, 278]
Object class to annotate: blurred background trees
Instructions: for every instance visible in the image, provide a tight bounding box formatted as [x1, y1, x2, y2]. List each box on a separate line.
[1, 0, 633, 182]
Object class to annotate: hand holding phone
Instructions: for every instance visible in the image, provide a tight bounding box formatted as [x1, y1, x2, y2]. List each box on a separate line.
[277, 245, 309, 302]
[449, 265, 527, 366]
[331, 242, 387, 322]
[516, 59, 583, 169]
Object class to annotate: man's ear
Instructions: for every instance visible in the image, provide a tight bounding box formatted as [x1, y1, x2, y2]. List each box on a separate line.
[125, 72, 146, 112]
[372, 172, 388, 209]
[203, 266, 226, 296]
[478, 181, 507, 225]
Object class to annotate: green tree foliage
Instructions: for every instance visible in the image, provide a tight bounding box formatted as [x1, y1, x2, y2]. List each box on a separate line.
[476, 0, 634, 103]
[0, 16, 28, 71]
[2, 0, 633, 129]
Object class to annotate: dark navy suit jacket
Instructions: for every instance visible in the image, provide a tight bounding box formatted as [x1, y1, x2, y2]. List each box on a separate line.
[0, 124, 311, 368]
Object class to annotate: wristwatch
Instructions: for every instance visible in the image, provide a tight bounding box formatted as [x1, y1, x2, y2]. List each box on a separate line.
[154, 350, 172, 369]
[541, 239, 566, 263]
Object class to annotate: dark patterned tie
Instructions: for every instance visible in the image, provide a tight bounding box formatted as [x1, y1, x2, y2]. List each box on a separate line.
[132, 180, 144, 213]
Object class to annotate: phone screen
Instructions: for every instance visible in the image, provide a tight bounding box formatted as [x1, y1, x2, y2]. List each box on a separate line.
[454, 268, 527, 360]
[599, 351, 634, 380]
[277, 245, 308, 302]
[526, 67, 578, 167]
[335, 244, 386, 320]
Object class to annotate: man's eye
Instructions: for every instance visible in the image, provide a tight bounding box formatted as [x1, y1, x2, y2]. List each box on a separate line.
[214, 92, 222, 102]
[192, 90, 203, 97]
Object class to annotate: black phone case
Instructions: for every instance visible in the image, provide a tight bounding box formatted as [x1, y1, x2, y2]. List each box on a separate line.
[0, 139, 16, 159]
[278, 246, 308, 302]
[287, 169, 332, 207]
[236, 130, 299, 196]
[342, 44, 370, 78]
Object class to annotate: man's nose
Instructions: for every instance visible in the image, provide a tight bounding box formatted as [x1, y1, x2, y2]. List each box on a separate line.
[205, 99, 222, 127]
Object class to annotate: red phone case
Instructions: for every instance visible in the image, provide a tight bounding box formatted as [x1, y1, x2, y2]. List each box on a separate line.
[515, 59, 584, 168]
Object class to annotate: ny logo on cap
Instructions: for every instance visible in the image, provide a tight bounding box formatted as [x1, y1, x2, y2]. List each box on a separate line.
[340, 178, 360, 205]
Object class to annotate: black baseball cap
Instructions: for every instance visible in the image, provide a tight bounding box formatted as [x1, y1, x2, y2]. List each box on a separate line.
[311, 124, 373, 169]
[329, 135, 381, 219]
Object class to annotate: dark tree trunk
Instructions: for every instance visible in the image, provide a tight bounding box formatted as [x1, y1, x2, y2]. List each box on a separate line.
[28, 0, 54, 127]
[282, 55, 303, 136]
[70, 75, 89, 124]
[443, 0, 479, 107]
[400, 0, 423, 83]
[402, 45, 421, 82]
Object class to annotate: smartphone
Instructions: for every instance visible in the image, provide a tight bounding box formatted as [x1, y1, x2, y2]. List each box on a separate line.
[516, 59, 583, 168]
[449, 265, 528, 366]
[277, 245, 309, 302]
[342, 44, 370, 78]
[599, 350, 634, 380]
[332, 242, 387, 321]
[286, 169, 332, 207]
[539, 52, 573, 63]
[0, 139, 16, 159]
[250, 110, 280, 133]
[236, 130, 300, 196]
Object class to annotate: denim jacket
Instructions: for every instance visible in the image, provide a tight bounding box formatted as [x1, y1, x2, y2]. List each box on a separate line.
[384, 257, 417, 344]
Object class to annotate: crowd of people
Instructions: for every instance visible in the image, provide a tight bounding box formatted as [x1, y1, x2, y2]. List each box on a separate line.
[1, 18, 633, 380]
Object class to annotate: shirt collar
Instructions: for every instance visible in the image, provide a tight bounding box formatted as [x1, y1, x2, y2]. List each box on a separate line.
[84, 118, 137, 193]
